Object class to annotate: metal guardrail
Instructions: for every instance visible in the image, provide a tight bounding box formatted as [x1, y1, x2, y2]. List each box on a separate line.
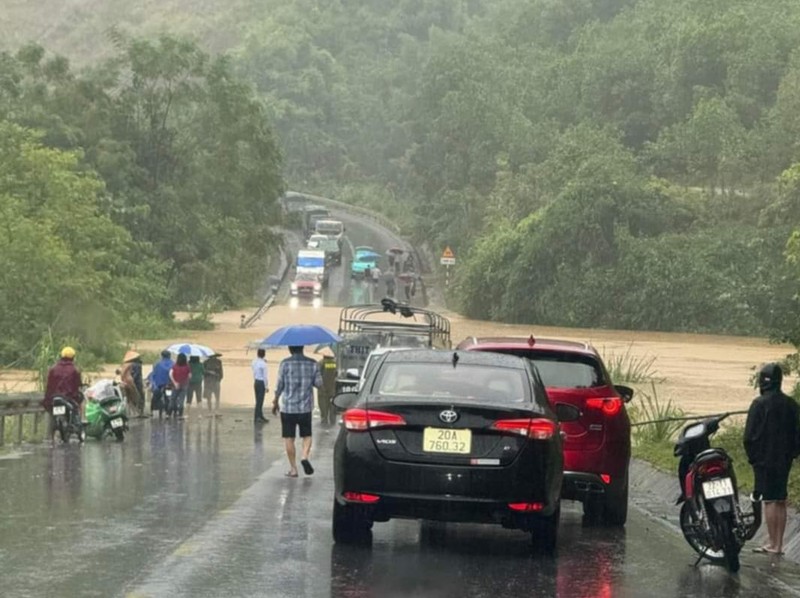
[0, 392, 46, 446]
[284, 191, 403, 236]
[241, 244, 292, 329]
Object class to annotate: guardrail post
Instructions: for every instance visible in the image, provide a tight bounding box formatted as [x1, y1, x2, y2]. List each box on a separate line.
[16, 413, 23, 444]
[0, 416, 5, 447]
[33, 412, 40, 437]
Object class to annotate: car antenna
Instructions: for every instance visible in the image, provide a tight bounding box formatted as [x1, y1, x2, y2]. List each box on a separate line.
[452, 352, 459, 368]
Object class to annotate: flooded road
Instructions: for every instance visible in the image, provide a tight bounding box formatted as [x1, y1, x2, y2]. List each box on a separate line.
[1, 415, 798, 598]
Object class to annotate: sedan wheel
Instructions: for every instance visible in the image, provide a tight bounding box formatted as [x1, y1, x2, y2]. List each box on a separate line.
[531, 505, 559, 556]
[332, 499, 372, 545]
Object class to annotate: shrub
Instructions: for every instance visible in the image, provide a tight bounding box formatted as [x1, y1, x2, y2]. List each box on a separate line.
[629, 383, 685, 444]
[602, 343, 662, 384]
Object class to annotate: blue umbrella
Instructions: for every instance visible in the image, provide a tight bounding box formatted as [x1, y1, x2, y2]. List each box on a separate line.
[257, 324, 341, 347]
[165, 342, 216, 358]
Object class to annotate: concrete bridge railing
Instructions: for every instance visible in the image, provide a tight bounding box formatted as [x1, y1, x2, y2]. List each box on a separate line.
[0, 392, 46, 446]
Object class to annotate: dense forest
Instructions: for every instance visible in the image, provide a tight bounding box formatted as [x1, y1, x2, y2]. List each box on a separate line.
[4, 0, 800, 359]
[0, 35, 283, 362]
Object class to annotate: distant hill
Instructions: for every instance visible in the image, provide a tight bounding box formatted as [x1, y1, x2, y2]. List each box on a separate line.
[0, 0, 246, 62]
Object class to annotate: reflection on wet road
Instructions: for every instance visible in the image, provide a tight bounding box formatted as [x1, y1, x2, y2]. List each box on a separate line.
[1, 416, 799, 597]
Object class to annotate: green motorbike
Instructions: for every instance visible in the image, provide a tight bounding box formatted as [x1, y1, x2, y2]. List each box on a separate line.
[84, 379, 129, 441]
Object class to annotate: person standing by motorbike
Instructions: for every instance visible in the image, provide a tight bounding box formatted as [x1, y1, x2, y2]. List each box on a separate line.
[150, 350, 174, 415]
[121, 351, 145, 416]
[744, 363, 800, 555]
[169, 353, 192, 418]
[44, 346, 84, 421]
[203, 353, 223, 414]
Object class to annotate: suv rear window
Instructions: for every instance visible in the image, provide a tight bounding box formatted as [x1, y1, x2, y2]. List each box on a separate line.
[490, 349, 607, 389]
[372, 363, 529, 403]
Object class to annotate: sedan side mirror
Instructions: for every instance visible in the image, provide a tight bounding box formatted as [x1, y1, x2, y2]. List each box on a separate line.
[555, 403, 581, 423]
[614, 385, 634, 403]
[345, 368, 361, 380]
[332, 392, 359, 410]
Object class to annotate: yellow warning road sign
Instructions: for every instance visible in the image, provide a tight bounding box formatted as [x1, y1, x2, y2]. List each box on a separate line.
[440, 246, 456, 266]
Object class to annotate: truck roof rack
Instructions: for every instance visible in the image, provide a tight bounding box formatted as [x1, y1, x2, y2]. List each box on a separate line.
[337, 300, 451, 349]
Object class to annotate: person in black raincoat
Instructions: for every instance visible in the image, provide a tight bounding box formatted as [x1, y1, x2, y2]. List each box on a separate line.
[744, 363, 800, 555]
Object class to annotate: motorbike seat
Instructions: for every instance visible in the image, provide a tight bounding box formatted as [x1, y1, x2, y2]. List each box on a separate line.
[694, 448, 729, 466]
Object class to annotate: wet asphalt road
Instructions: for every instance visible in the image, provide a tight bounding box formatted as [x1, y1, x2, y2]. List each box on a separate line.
[4, 219, 800, 597]
[1, 416, 799, 598]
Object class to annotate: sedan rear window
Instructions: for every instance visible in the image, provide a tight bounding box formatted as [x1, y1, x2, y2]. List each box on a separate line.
[490, 349, 606, 389]
[372, 363, 529, 403]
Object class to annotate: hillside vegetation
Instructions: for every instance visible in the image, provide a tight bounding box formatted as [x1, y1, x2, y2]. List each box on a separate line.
[0, 35, 283, 363]
[4, 0, 800, 355]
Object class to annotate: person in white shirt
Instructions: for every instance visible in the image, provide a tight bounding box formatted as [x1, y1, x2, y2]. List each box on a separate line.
[252, 348, 269, 424]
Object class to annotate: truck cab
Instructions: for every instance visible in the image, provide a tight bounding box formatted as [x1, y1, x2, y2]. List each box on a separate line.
[314, 219, 345, 243]
[296, 249, 328, 288]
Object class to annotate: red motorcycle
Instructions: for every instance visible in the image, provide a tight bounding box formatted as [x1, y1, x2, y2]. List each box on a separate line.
[674, 413, 761, 572]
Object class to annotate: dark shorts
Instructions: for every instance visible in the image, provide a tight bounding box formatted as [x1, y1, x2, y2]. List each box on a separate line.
[281, 412, 312, 438]
[754, 466, 791, 501]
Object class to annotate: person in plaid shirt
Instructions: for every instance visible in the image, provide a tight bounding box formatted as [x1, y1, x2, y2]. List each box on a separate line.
[272, 346, 323, 477]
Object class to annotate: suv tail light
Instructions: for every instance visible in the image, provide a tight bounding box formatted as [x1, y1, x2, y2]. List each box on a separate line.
[585, 397, 622, 416]
[492, 418, 557, 440]
[508, 502, 544, 512]
[343, 408, 407, 431]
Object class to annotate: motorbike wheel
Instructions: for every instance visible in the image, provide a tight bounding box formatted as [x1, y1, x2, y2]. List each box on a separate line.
[679, 502, 725, 563]
[52, 418, 65, 443]
[113, 428, 125, 442]
[77, 428, 86, 443]
[718, 515, 741, 573]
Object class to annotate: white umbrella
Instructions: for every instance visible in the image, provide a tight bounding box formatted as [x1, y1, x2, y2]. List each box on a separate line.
[165, 343, 216, 358]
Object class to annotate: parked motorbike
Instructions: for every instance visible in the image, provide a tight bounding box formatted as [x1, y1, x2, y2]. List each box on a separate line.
[51, 395, 85, 443]
[163, 386, 182, 418]
[674, 413, 761, 572]
[151, 385, 170, 419]
[84, 379, 129, 441]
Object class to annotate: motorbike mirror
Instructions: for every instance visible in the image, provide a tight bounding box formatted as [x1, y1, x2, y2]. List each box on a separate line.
[555, 403, 581, 423]
[345, 368, 361, 380]
[614, 385, 634, 403]
[332, 392, 359, 410]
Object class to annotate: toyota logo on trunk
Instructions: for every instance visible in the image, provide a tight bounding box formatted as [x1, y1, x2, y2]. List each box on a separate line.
[439, 409, 459, 424]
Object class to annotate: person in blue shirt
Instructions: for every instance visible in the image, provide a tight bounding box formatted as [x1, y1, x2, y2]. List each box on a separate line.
[150, 350, 174, 415]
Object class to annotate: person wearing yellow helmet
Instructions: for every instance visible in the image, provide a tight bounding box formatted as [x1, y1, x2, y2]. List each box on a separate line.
[44, 346, 84, 420]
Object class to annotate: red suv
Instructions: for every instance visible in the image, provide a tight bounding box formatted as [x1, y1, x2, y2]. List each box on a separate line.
[457, 335, 633, 526]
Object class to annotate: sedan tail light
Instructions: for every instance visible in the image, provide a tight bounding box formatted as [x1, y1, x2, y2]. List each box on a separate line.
[343, 492, 380, 503]
[492, 418, 557, 440]
[342, 408, 407, 431]
[585, 397, 623, 416]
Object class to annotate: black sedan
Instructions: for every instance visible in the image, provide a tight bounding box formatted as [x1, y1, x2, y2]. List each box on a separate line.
[332, 349, 576, 554]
